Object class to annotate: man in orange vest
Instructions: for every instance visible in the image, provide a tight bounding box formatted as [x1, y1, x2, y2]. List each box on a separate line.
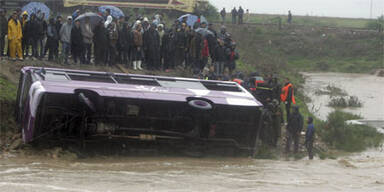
[280, 78, 296, 121]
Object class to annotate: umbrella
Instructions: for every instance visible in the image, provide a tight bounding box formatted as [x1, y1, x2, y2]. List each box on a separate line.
[98, 5, 124, 19]
[75, 12, 104, 29]
[195, 27, 214, 37]
[178, 14, 198, 27]
[21, 2, 50, 20]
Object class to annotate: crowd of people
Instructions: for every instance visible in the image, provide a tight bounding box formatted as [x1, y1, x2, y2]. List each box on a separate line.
[0, 8, 240, 77]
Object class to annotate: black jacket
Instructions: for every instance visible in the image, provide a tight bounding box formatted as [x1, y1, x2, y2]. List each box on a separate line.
[71, 26, 84, 51]
[0, 15, 7, 36]
[287, 111, 303, 134]
[93, 24, 108, 47]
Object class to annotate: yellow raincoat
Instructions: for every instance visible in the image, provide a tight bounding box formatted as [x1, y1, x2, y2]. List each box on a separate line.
[8, 18, 23, 59]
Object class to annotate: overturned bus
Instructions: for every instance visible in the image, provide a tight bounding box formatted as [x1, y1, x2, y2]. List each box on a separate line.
[15, 67, 264, 154]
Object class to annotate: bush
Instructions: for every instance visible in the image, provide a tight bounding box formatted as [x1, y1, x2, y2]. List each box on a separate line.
[328, 96, 362, 108]
[318, 111, 383, 152]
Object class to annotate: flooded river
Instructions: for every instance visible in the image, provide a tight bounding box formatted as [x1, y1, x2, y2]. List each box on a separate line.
[302, 72, 384, 122]
[1, 152, 384, 192]
[1, 72, 383, 192]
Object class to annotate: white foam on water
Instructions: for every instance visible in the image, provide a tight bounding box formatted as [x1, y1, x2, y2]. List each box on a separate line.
[0, 182, 94, 192]
[0, 167, 30, 174]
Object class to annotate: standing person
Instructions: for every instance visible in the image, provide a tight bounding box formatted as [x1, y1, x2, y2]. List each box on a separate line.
[231, 7, 238, 24]
[268, 74, 282, 104]
[81, 17, 94, 64]
[157, 24, 165, 68]
[116, 16, 125, 64]
[55, 16, 62, 58]
[46, 18, 59, 61]
[132, 21, 143, 70]
[288, 10, 292, 24]
[72, 9, 80, 21]
[213, 39, 226, 76]
[208, 23, 217, 37]
[70, 20, 84, 64]
[59, 16, 72, 64]
[245, 9, 250, 23]
[285, 106, 303, 153]
[93, 20, 108, 65]
[26, 14, 38, 59]
[103, 9, 112, 24]
[280, 78, 296, 122]
[174, 23, 187, 67]
[0, 9, 7, 57]
[220, 8, 226, 24]
[218, 25, 226, 40]
[21, 11, 29, 58]
[36, 12, 47, 59]
[118, 22, 133, 66]
[238, 6, 244, 24]
[162, 29, 175, 70]
[143, 23, 160, 70]
[225, 41, 239, 74]
[305, 117, 315, 160]
[55, 16, 63, 34]
[106, 21, 119, 66]
[7, 11, 23, 61]
[189, 28, 203, 74]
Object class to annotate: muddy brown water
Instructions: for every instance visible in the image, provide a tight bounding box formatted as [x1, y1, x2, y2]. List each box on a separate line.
[1, 72, 384, 192]
[302, 72, 384, 122]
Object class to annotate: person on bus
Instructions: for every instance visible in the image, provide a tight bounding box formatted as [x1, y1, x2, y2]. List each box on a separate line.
[281, 78, 296, 121]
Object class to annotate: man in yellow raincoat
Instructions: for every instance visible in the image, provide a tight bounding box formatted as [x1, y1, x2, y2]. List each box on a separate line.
[8, 11, 23, 61]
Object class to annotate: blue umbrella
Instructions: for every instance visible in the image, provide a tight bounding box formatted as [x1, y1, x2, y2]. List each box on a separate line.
[98, 5, 124, 19]
[178, 14, 198, 27]
[21, 2, 50, 20]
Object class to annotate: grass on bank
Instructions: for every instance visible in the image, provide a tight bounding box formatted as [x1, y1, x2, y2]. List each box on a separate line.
[0, 76, 17, 102]
[216, 13, 375, 29]
[318, 111, 384, 152]
[0, 76, 17, 134]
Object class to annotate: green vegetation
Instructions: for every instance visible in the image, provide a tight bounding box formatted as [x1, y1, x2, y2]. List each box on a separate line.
[315, 84, 347, 97]
[328, 96, 362, 108]
[227, 20, 382, 75]
[318, 111, 383, 152]
[0, 76, 17, 102]
[216, 13, 375, 29]
[0, 76, 17, 133]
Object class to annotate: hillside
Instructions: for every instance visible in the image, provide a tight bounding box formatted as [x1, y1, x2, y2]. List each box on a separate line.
[225, 23, 383, 74]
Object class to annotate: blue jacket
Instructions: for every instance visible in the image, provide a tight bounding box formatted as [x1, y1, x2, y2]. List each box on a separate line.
[306, 123, 315, 141]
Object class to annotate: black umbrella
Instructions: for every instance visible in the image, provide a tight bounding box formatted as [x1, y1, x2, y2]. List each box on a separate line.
[195, 27, 214, 37]
[74, 12, 104, 29]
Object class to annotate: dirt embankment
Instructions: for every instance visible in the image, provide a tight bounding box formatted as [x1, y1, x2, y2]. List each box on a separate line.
[223, 23, 382, 73]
